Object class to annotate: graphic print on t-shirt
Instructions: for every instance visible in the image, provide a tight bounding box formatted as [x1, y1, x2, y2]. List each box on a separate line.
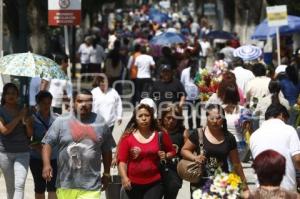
[69, 120, 98, 142]
[130, 146, 141, 160]
[205, 157, 223, 176]
[67, 142, 87, 169]
[66, 138, 98, 170]
[67, 121, 100, 170]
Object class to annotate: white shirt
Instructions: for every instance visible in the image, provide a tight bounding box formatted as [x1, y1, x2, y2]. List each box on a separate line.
[255, 93, 290, 126]
[134, 54, 155, 78]
[232, 67, 255, 95]
[199, 40, 211, 57]
[77, 43, 92, 64]
[48, 79, 72, 108]
[108, 34, 117, 50]
[250, 119, 300, 191]
[91, 87, 122, 127]
[180, 67, 199, 101]
[245, 76, 271, 106]
[29, 77, 42, 106]
[223, 105, 244, 142]
[190, 22, 200, 35]
[220, 46, 235, 63]
[206, 93, 223, 107]
[90, 44, 106, 64]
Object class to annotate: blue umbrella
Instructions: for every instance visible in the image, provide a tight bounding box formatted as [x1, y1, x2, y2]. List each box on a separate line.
[150, 32, 186, 46]
[251, 15, 300, 40]
[149, 7, 159, 15]
[149, 11, 170, 24]
[206, 30, 235, 40]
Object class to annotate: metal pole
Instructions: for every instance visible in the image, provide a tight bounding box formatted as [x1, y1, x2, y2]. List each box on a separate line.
[71, 26, 76, 79]
[0, 0, 4, 95]
[64, 25, 71, 80]
[276, 27, 281, 66]
[0, 0, 3, 57]
[64, 25, 73, 112]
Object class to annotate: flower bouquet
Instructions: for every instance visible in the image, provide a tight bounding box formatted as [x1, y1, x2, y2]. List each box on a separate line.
[194, 68, 220, 101]
[212, 60, 228, 78]
[192, 168, 243, 199]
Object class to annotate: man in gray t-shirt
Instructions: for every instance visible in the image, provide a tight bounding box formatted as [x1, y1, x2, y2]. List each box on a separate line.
[42, 89, 115, 198]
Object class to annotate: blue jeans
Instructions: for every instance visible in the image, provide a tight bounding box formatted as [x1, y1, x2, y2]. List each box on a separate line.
[0, 152, 30, 199]
[237, 141, 249, 162]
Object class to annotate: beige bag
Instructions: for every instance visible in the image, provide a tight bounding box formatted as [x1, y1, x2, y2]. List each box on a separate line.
[177, 129, 204, 183]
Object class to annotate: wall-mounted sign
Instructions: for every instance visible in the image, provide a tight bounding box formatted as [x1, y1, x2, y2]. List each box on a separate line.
[204, 3, 216, 16]
[48, 0, 81, 26]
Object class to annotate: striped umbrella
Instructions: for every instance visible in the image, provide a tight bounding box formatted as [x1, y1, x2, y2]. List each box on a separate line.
[233, 45, 262, 61]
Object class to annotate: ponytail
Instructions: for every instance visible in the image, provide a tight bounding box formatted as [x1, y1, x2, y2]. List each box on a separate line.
[268, 80, 281, 105]
[271, 92, 280, 105]
[222, 117, 229, 134]
[189, 57, 199, 80]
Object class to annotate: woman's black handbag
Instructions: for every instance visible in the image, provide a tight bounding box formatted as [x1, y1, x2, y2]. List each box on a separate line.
[105, 174, 122, 199]
[158, 132, 182, 197]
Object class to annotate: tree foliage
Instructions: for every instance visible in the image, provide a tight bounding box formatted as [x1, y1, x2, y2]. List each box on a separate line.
[267, 0, 300, 16]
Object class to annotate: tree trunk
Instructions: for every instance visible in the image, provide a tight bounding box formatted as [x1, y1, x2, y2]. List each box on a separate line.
[222, 0, 235, 31]
[27, 0, 48, 55]
[4, 0, 29, 53]
[234, 0, 264, 44]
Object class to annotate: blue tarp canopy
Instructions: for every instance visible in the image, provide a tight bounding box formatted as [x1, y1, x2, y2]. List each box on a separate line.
[251, 15, 300, 40]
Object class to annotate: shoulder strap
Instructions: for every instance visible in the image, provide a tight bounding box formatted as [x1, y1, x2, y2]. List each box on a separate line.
[33, 112, 50, 130]
[197, 128, 204, 155]
[158, 131, 164, 151]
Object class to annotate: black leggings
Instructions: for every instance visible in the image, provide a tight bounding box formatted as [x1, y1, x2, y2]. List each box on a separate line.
[30, 159, 57, 193]
[126, 180, 163, 199]
[134, 78, 152, 104]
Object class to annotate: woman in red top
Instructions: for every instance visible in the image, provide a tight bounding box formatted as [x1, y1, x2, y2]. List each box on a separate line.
[117, 103, 176, 199]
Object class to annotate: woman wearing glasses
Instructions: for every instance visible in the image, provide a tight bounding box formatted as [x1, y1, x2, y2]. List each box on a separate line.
[181, 104, 248, 198]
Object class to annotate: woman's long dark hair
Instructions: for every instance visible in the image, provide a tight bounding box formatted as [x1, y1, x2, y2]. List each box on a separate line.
[122, 104, 160, 139]
[217, 71, 240, 105]
[286, 65, 298, 85]
[1, 83, 19, 106]
[268, 80, 281, 105]
[189, 57, 199, 80]
[205, 103, 229, 134]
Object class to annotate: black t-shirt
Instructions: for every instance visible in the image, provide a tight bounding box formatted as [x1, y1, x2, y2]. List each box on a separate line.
[151, 79, 186, 106]
[169, 126, 185, 157]
[189, 129, 237, 177]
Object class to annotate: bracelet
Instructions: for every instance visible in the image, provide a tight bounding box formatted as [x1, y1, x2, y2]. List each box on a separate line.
[103, 173, 111, 177]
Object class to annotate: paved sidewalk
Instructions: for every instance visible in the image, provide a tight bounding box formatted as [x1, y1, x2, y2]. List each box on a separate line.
[0, 161, 256, 199]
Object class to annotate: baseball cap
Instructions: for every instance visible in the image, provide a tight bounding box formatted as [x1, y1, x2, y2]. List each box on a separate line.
[160, 64, 172, 71]
[140, 98, 157, 118]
